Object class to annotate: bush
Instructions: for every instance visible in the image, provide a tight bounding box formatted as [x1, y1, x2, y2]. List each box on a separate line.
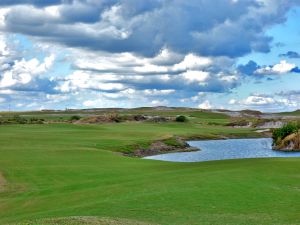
[13, 115, 27, 124]
[272, 122, 300, 144]
[176, 115, 188, 122]
[0, 116, 44, 125]
[70, 115, 81, 121]
[29, 117, 44, 124]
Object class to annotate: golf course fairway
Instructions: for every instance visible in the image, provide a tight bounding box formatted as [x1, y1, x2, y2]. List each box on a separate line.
[1, 123, 300, 225]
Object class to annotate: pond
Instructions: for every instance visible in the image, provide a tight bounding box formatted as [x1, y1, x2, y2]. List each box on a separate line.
[144, 138, 300, 162]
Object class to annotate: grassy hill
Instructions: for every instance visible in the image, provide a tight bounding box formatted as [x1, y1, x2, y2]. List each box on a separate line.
[0, 111, 300, 224]
[277, 110, 300, 116]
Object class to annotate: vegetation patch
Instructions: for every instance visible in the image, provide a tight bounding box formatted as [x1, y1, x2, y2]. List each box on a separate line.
[76, 114, 172, 124]
[0, 115, 44, 125]
[226, 119, 251, 127]
[0, 172, 7, 192]
[175, 115, 188, 122]
[125, 136, 197, 157]
[272, 122, 300, 151]
[13, 216, 156, 225]
[69, 115, 81, 121]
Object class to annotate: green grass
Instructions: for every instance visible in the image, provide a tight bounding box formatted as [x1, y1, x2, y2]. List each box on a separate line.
[0, 108, 229, 124]
[277, 110, 300, 116]
[1, 122, 300, 224]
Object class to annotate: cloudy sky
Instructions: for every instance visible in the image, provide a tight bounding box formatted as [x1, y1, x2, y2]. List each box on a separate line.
[0, 0, 300, 112]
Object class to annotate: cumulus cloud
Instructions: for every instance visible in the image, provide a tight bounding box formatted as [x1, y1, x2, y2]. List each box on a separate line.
[0, 32, 241, 110]
[242, 95, 275, 105]
[229, 94, 298, 111]
[173, 54, 212, 71]
[198, 100, 213, 109]
[0, 0, 298, 57]
[56, 70, 125, 93]
[238, 60, 300, 76]
[0, 0, 299, 111]
[0, 54, 55, 88]
[255, 60, 297, 75]
[56, 47, 240, 98]
[0, 33, 61, 111]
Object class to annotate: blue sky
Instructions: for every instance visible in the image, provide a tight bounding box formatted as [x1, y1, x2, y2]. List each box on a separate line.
[0, 0, 300, 112]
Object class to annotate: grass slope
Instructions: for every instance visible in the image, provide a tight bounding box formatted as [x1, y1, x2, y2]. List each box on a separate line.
[277, 110, 300, 116]
[0, 122, 300, 224]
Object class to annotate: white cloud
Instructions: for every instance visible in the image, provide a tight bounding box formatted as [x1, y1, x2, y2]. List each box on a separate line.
[0, 8, 10, 28]
[228, 94, 299, 112]
[56, 70, 125, 93]
[255, 60, 296, 75]
[144, 89, 175, 95]
[0, 89, 14, 94]
[173, 54, 212, 71]
[243, 95, 275, 105]
[180, 70, 210, 83]
[0, 54, 55, 88]
[150, 99, 169, 106]
[134, 64, 168, 73]
[0, 34, 9, 57]
[83, 100, 97, 107]
[149, 48, 183, 65]
[44, 6, 60, 18]
[229, 99, 237, 104]
[198, 100, 212, 109]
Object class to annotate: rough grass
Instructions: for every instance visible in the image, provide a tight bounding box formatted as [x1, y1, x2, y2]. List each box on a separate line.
[277, 110, 300, 116]
[0, 172, 7, 192]
[1, 122, 300, 224]
[14, 216, 157, 225]
[0, 109, 230, 124]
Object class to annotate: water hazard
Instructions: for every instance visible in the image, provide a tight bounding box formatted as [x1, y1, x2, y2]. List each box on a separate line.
[144, 138, 300, 162]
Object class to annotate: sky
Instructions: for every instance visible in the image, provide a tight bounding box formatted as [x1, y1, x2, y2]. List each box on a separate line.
[0, 0, 300, 112]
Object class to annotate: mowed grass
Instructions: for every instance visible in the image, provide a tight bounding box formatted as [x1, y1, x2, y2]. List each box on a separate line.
[0, 122, 300, 224]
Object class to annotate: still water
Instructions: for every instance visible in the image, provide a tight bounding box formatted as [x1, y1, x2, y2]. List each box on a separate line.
[144, 138, 300, 162]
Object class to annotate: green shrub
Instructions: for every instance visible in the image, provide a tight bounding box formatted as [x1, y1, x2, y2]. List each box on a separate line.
[176, 115, 188, 122]
[29, 118, 44, 124]
[70, 115, 81, 121]
[0, 116, 46, 125]
[13, 115, 27, 124]
[272, 122, 300, 144]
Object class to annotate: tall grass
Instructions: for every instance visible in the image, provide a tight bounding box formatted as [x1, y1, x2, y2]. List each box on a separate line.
[272, 122, 300, 145]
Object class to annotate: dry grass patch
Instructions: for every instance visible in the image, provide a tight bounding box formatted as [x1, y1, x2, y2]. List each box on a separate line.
[0, 172, 7, 192]
[13, 216, 158, 225]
